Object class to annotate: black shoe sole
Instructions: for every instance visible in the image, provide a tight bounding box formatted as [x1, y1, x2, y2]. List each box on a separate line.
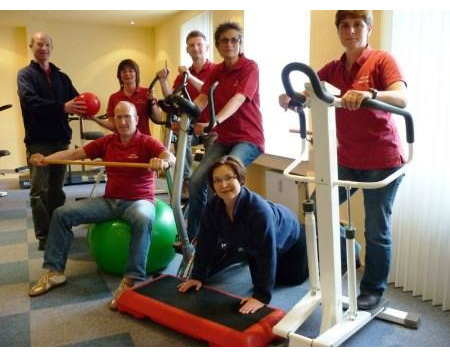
[38, 240, 46, 251]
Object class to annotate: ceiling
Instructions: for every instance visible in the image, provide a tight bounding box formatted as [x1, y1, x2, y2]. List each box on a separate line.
[0, 10, 180, 28]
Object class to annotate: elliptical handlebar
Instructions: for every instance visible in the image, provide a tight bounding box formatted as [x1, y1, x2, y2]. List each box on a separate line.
[281, 66, 307, 140]
[67, 113, 108, 122]
[361, 98, 414, 144]
[0, 104, 13, 112]
[163, 94, 200, 121]
[148, 75, 169, 126]
[172, 72, 191, 102]
[282, 61, 415, 189]
[15, 166, 29, 173]
[282, 62, 414, 144]
[205, 81, 218, 134]
[149, 72, 195, 127]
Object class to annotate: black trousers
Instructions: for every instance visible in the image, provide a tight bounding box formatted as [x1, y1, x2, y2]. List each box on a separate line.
[276, 231, 309, 286]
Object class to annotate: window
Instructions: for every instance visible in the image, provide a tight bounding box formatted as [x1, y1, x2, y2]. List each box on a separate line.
[180, 11, 212, 66]
[244, 10, 310, 159]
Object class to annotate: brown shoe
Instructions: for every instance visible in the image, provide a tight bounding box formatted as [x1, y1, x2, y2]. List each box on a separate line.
[109, 277, 134, 311]
[29, 270, 66, 297]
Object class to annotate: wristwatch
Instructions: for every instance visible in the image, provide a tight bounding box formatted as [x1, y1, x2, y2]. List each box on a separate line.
[368, 88, 378, 99]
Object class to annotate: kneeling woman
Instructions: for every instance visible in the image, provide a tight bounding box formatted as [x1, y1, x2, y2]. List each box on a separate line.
[178, 156, 308, 314]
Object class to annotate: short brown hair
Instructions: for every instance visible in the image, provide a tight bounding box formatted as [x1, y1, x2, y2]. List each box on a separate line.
[186, 30, 206, 43]
[117, 59, 140, 88]
[335, 10, 373, 28]
[214, 21, 243, 44]
[207, 156, 246, 192]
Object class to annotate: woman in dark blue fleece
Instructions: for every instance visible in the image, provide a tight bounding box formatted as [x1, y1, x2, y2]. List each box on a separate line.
[178, 156, 308, 314]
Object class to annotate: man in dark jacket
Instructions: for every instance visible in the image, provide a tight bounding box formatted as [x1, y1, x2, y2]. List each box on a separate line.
[17, 31, 86, 250]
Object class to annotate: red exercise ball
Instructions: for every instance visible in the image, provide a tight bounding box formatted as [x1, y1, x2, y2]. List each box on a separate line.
[75, 92, 101, 116]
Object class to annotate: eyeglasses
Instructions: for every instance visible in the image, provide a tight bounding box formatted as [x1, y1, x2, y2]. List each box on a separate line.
[213, 175, 237, 185]
[217, 37, 241, 45]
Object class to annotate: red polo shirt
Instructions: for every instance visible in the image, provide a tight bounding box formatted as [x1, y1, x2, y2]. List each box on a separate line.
[107, 87, 151, 135]
[318, 47, 406, 170]
[173, 60, 215, 125]
[200, 54, 265, 152]
[83, 131, 165, 202]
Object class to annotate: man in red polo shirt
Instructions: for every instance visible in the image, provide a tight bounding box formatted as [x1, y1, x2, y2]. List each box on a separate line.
[187, 21, 264, 240]
[156, 30, 216, 199]
[27, 101, 175, 311]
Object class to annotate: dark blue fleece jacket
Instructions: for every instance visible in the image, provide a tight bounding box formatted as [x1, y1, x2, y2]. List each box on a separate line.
[17, 61, 79, 145]
[192, 186, 303, 303]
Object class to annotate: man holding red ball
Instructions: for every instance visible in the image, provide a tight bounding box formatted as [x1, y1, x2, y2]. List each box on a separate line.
[17, 31, 87, 251]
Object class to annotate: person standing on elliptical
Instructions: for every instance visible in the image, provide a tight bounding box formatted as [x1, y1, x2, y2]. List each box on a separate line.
[280, 10, 407, 310]
[187, 21, 265, 241]
[17, 31, 87, 251]
[178, 156, 308, 314]
[90, 59, 160, 136]
[156, 30, 216, 200]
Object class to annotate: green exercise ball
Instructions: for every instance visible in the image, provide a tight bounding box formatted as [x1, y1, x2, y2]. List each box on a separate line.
[87, 199, 177, 275]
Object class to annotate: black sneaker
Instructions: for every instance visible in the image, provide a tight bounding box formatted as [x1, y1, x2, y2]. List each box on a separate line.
[38, 239, 47, 251]
[357, 292, 382, 310]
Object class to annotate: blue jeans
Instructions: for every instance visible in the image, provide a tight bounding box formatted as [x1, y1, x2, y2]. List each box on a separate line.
[187, 142, 262, 239]
[43, 198, 155, 281]
[338, 165, 404, 295]
[26, 143, 69, 240]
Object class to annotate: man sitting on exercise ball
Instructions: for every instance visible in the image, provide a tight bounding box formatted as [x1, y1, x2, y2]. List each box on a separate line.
[28, 101, 175, 310]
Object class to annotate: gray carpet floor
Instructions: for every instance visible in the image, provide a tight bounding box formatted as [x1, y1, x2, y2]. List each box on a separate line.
[0, 183, 448, 347]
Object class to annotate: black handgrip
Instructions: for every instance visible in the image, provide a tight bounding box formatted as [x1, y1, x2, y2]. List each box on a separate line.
[282, 62, 414, 144]
[0, 104, 13, 112]
[282, 62, 334, 104]
[148, 76, 159, 91]
[15, 165, 29, 173]
[67, 113, 109, 122]
[148, 75, 170, 126]
[163, 94, 200, 121]
[96, 113, 108, 120]
[361, 99, 414, 144]
[205, 81, 218, 133]
[281, 64, 309, 139]
[173, 72, 191, 102]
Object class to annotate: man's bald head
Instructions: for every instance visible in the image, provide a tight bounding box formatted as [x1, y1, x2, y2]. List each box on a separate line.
[112, 101, 139, 140]
[30, 31, 53, 47]
[29, 31, 53, 67]
[114, 101, 138, 118]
